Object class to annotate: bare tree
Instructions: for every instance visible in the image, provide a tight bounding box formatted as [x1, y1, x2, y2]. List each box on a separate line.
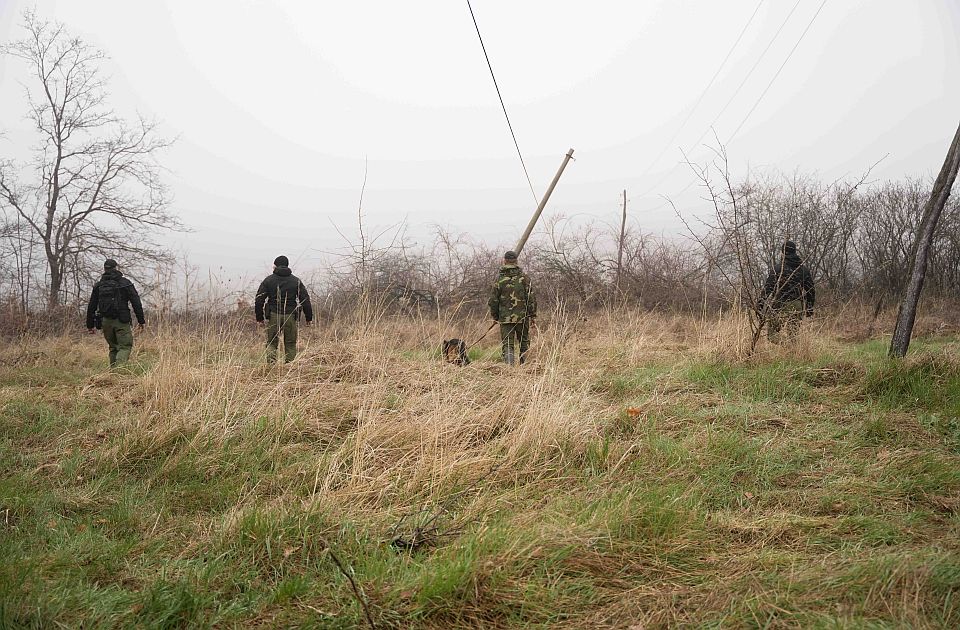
[889, 120, 960, 357]
[0, 13, 180, 308]
[669, 142, 771, 353]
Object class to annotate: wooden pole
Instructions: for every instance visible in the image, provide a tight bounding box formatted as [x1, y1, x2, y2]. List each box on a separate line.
[514, 148, 575, 255]
[889, 119, 960, 358]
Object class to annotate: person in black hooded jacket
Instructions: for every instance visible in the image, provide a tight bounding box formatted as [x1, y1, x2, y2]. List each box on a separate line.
[255, 255, 313, 362]
[758, 240, 815, 343]
[85, 259, 146, 367]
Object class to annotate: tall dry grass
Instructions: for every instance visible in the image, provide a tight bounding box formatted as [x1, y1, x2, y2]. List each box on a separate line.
[3, 303, 960, 627]
[61, 307, 872, 513]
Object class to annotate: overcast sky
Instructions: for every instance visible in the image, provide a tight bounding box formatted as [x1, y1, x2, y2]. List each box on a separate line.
[1, 0, 958, 279]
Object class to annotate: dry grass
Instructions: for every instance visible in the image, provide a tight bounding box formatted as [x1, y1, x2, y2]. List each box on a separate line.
[1, 308, 959, 628]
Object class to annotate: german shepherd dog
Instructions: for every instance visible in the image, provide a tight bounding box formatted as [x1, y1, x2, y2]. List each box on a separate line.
[442, 339, 470, 366]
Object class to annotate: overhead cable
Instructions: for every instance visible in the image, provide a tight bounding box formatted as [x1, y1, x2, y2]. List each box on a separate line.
[465, 0, 539, 204]
[636, 0, 805, 201]
[636, 0, 768, 182]
[727, 0, 831, 142]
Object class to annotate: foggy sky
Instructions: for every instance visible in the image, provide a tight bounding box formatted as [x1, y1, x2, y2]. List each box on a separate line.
[1, 0, 958, 280]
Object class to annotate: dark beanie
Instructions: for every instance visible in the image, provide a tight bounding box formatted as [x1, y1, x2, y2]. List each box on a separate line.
[783, 241, 797, 254]
[104, 259, 118, 269]
[503, 250, 518, 262]
[274, 255, 289, 267]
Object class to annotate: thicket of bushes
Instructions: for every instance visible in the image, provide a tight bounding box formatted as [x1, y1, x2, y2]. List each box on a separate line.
[315, 173, 960, 318]
[2, 172, 958, 331]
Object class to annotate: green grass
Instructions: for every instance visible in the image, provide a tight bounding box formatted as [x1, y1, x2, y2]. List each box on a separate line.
[684, 361, 816, 403]
[863, 354, 960, 416]
[1, 330, 960, 628]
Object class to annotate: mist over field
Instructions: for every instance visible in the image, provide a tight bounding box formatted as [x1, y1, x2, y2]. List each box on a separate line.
[2, 0, 959, 278]
[2, 2, 960, 628]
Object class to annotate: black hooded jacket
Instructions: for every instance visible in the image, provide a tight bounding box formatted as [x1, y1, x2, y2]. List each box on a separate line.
[761, 252, 815, 311]
[85, 269, 145, 328]
[254, 266, 313, 321]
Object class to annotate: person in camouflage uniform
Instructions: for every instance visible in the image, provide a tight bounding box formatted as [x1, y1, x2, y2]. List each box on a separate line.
[255, 255, 313, 363]
[758, 240, 815, 344]
[85, 259, 146, 367]
[488, 250, 537, 365]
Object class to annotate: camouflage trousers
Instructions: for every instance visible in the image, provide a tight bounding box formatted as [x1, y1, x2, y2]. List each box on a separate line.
[266, 312, 299, 363]
[767, 299, 804, 345]
[500, 321, 530, 365]
[101, 317, 134, 367]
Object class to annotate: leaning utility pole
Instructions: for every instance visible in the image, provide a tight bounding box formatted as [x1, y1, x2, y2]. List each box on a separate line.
[889, 119, 960, 358]
[514, 148, 575, 255]
[616, 189, 627, 294]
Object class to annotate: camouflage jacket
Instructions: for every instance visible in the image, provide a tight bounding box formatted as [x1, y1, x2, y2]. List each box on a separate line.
[488, 265, 536, 323]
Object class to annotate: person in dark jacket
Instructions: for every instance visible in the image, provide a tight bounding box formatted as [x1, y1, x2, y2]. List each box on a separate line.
[488, 250, 537, 365]
[255, 255, 313, 363]
[758, 240, 815, 344]
[85, 259, 146, 367]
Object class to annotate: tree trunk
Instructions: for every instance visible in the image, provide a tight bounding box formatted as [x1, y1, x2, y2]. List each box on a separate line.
[47, 259, 63, 308]
[616, 189, 627, 295]
[889, 120, 960, 358]
[46, 242, 63, 308]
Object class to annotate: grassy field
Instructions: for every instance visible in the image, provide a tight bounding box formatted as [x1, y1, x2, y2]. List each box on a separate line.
[1, 310, 959, 628]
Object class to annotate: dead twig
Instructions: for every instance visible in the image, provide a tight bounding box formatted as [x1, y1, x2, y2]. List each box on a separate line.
[324, 541, 376, 629]
[390, 462, 502, 553]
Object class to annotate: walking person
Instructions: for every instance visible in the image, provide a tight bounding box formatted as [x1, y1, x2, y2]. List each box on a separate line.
[488, 250, 537, 365]
[758, 240, 815, 344]
[255, 255, 313, 363]
[85, 259, 146, 368]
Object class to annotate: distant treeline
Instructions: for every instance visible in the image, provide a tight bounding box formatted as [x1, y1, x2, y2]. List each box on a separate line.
[1, 172, 958, 328]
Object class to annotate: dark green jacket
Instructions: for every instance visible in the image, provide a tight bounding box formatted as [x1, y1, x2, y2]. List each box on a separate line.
[85, 270, 145, 328]
[488, 265, 536, 323]
[255, 266, 313, 321]
[761, 252, 815, 312]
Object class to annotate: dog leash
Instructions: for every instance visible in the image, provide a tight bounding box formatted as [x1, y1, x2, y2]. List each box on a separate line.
[465, 321, 498, 350]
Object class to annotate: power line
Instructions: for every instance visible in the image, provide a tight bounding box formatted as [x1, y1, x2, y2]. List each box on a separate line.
[727, 0, 830, 142]
[642, 0, 831, 216]
[465, 0, 539, 204]
[684, 0, 804, 159]
[636, 0, 804, 200]
[636, 0, 767, 182]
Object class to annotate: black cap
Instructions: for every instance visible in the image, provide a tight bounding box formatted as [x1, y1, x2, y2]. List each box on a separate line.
[273, 255, 289, 267]
[104, 259, 118, 269]
[503, 250, 518, 262]
[783, 241, 797, 254]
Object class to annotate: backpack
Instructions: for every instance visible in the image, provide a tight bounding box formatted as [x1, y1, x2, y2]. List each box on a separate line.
[97, 277, 124, 319]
